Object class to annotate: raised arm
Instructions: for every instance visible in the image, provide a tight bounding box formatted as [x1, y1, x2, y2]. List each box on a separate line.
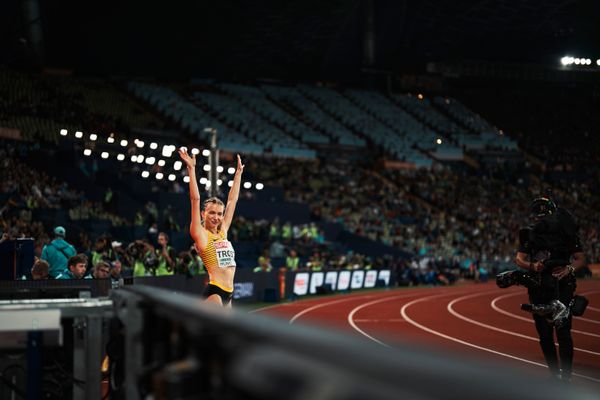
[178, 147, 207, 248]
[221, 154, 244, 233]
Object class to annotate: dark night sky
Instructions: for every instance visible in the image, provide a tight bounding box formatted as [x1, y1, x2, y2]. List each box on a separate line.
[2, 0, 599, 80]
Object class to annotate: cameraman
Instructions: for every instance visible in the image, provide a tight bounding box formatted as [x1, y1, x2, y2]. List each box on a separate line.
[514, 197, 586, 382]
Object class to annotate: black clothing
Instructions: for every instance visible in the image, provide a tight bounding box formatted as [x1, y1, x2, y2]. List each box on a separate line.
[518, 207, 582, 379]
[203, 283, 233, 306]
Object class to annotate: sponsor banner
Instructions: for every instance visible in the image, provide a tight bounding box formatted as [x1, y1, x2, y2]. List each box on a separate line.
[310, 272, 325, 294]
[324, 271, 338, 291]
[378, 269, 391, 286]
[337, 271, 351, 291]
[351, 270, 365, 289]
[364, 270, 378, 288]
[293, 272, 310, 296]
[233, 282, 254, 300]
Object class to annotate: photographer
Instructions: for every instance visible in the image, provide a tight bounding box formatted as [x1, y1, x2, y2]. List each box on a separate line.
[155, 232, 176, 276]
[514, 197, 586, 382]
[128, 239, 155, 277]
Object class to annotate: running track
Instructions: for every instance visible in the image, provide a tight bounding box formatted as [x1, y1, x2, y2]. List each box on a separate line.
[252, 280, 600, 390]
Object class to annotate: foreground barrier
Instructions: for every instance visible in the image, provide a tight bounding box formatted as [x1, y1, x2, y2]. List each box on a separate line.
[110, 285, 595, 400]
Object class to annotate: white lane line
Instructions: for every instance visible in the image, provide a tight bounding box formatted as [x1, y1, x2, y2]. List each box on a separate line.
[353, 319, 406, 322]
[448, 292, 600, 356]
[347, 292, 430, 348]
[491, 292, 600, 339]
[400, 292, 600, 383]
[288, 291, 408, 324]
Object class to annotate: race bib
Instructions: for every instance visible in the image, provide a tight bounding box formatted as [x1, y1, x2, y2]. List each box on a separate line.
[214, 240, 236, 268]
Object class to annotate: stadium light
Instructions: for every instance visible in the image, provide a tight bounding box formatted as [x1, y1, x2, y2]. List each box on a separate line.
[158, 159, 166, 167]
[141, 171, 150, 178]
[130, 155, 138, 162]
[83, 149, 92, 156]
[173, 161, 182, 171]
[228, 181, 233, 187]
[586, 59, 592, 65]
[243, 182, 252, 189]
[597, 59, 600, 66]
[561, 56, 570, 66]
[75, 131, 83, 138]
[136, 155, 145, 164]
[150, 142, 158, 150]
[117, 154, 125, 161]
[227, 167, 235, 174]
[203, 164, 211, 172]
[162, 145, 176, 157]
[107, 136, 115, 143]
[60, 129, 68, 136]
[417, 94, 424, 100]
[217, 166, 224, 173]
[205, 181, 212, 188]
[156, 172, 163, 180]
[120, 139, 128, 147]
[135, 139, 145, 148]
[145, 157, 156, 165]
[191, 148, 200, 155]
[202, 149, 211, 157]
[436, 138, 443, 145]
[90, 134, 98, 141]
[199, 177, 208, 185]
[168, 174, 176, 181]
[101, 152, 109, 159]
[183, 176, 190, 183]
[217, 179, 223, 186]
[256, 183, 264, 190]
[574, 58, 581, 65]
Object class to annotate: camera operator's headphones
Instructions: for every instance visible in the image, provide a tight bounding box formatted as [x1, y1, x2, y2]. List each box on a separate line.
[529, 197, 557, 220]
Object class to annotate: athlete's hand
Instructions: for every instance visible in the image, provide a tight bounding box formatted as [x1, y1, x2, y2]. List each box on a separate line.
[178, 147, 196, 169]
[236, 154, 245, 174]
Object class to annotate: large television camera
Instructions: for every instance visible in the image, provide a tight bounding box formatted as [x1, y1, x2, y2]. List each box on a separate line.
[496, 265, 588, 327]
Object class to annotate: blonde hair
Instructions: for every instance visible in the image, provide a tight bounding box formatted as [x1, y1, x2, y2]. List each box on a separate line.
[202, 197, 224, 210]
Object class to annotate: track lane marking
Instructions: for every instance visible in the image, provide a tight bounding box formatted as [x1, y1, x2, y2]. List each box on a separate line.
[400, 291, 600, 383]
[448, 292, 600, 356]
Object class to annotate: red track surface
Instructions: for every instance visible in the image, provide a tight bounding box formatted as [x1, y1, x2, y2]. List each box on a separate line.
[253, 280, 600, 390]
